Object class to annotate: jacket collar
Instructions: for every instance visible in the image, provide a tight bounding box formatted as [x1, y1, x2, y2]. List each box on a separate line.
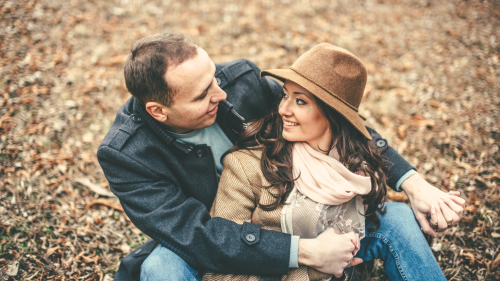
[133, 98, 244, 154]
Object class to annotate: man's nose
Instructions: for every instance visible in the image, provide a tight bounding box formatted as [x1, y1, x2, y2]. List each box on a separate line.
[211, 87, 227, 103]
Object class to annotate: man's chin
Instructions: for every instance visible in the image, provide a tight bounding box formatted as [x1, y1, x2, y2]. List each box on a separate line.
[196, 116, 217, 130]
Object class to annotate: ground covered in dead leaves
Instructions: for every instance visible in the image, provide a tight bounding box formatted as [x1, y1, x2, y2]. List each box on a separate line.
[1, 0, 499, 280]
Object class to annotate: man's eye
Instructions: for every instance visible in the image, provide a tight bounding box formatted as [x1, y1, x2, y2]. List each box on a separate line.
[197, 91, 208, 101]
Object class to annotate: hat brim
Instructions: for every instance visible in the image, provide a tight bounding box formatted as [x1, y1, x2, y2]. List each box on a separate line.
[261, 68, 372, 140]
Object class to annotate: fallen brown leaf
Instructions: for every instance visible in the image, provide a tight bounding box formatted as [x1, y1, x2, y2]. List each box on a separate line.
[74, 178, 116, 197]
[492, 253, 500, 271]
[464, 205, 477, 213]
[410, 119, 435, 128]
[82, 198, 123, 215]
[46, 246, 61, 257]
[455, 161, 479, 174]
[460, 252, 476, 265]
[94, 217, 105, 225]
[397, 125, 408, 139]
[82, 254, 99, 264]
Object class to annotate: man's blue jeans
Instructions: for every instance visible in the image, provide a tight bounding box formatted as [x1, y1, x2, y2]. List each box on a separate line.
[141, 203, 446, 281]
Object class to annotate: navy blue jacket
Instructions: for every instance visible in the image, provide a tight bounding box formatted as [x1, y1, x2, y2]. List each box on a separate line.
[97, 59, 414, 277]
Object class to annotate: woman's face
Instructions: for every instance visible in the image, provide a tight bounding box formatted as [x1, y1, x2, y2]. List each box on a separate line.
[278, 80, 332, 153]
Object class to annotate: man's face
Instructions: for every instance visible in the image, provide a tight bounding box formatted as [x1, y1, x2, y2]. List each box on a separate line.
[161, 47, 227, 133]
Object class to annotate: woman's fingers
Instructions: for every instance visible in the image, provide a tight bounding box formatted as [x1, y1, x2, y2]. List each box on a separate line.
[432, 203, 448, 231]
[440, 196, 464, 216]
[345, 232, 360, 255]
[438, 198, 460, 226]
[429, 204, 438, 229]
[418, 210, 437, 238]
[351, 257, 363, 266]
[447, 194, 466, 206]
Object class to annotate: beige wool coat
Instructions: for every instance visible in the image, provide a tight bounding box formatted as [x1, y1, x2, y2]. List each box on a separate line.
[203, 148, 332, 281]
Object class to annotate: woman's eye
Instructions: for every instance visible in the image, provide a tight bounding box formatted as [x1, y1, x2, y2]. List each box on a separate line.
[282, 92, 289, 99]
[296, 98, 306, 105]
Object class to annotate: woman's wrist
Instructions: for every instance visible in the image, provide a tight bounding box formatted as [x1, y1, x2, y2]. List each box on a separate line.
[400, 173, 422, 197]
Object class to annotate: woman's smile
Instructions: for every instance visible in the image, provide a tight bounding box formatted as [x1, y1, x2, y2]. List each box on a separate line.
[283, 119, 300, 127]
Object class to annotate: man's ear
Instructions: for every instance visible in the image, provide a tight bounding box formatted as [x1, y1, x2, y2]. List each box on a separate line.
[145, 102, 169, 123]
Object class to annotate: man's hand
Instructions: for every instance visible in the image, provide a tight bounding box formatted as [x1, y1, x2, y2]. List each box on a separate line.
[401, 173, 465, 237]
[298, 229, 362, 278]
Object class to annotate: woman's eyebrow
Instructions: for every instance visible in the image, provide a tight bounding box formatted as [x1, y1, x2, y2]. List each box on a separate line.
[293, 92, 307, 96]
[283, 85, 307, 96]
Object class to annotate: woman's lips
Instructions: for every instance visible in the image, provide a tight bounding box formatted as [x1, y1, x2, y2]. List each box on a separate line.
[283, 119, 299, 129]
[207, 105, 218, 116]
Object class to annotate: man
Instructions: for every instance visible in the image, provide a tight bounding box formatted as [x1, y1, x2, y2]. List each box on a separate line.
[97, 33, 465, 280]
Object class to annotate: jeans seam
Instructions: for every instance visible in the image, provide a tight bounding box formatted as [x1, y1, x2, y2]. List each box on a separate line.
[365, 232, 408, 281]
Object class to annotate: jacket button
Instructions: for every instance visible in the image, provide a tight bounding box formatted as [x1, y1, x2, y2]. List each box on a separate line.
[132, 115, 142, 123]
[196, 150, 204, 158]
[245, 234, 256, 242]
[216, 77, 221, 86]
[134, 248, 142, 256]
[376, 139, 386, 148]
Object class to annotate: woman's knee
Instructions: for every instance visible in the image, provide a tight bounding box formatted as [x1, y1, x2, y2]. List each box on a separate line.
[380, 202, 421, 234]
[141, 245, 198, 280]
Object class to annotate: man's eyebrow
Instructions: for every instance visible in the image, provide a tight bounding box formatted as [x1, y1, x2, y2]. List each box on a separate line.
[193, 78, 213, 101]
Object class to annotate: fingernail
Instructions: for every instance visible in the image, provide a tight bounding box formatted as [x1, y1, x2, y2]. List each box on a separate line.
[439, 198, 444, 204]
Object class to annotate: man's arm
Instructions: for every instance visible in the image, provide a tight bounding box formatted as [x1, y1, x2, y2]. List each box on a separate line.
[366, 116, 465, 237]
[204, 152, 273, 280]
[365, 127, 416, 190]
[401, 174, 465, 237]
[97, 145, 291, 276]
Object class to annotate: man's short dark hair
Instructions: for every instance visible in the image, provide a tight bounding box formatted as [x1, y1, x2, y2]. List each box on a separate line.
[124, 33, 198, 106]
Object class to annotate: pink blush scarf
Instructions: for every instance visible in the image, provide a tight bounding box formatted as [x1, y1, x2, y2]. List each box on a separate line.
[292, 142, 372, 205]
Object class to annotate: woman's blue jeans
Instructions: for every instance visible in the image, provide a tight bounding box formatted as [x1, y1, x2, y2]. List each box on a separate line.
[141, 202, 446, 281]
[356, 202, 446, 281]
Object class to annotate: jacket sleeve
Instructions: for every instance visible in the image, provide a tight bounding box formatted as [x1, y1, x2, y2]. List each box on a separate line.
[96, 145, 291, 276]
[365, 127, 416, 190]
[264, 78, 416, 191]
[204, 152, 262, 281]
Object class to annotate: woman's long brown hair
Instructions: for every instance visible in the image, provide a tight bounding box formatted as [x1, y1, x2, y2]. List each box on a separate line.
[224, 96, 387, 230]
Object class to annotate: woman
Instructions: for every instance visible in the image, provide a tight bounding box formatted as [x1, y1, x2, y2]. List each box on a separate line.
[204, 44, 444, 281]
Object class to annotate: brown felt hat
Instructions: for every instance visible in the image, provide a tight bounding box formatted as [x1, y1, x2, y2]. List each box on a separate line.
[261, 43, 371, 140]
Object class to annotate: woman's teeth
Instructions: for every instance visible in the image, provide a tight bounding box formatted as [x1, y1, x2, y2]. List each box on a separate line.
[284, 121, 299, 126]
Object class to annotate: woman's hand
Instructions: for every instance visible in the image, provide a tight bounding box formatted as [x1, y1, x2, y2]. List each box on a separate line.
[298, 229, 362, 278]
[345, 231, 360, 256]
[401, 173, 465, 237]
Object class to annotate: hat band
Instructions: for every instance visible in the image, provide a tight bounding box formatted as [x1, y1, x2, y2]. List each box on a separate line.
[289, 67, 359, 113]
